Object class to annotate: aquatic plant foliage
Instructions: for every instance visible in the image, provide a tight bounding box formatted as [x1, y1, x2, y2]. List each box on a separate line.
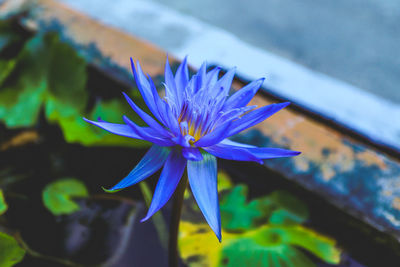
[179, 184, 341, 267]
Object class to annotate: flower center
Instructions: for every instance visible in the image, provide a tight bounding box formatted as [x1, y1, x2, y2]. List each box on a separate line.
[177, 102, 208, 142]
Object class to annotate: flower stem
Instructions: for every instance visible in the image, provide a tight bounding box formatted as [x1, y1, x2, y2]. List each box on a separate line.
[169, 172, 188, 267]
[139, 181, 169, 250]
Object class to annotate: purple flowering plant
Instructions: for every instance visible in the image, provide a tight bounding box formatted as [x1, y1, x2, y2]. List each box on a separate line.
[84, 57, 300, 242]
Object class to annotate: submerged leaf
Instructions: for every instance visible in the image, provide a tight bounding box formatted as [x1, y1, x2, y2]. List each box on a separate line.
[220, 185, 264, 230]
[180, 185, 341, 266]
[42, 178, 89, 215]
[0, 80, 46, 127]
[179, 222, 341, 267]
[0, 189, 7, 215]
[0, 232, 25, 267]
[220, 185, 309, 230]
[266, 190, 309, 225]
[0, 59, 16, 86]
[0, 32, 87, 128]
[52, 99, 148, 147]
[0, 30, 147, 147]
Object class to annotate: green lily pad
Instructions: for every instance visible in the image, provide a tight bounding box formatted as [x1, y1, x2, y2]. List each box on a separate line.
[220, 185, 309, 230]
[0, 232, 25, 267]
[0, 32, 87, 128]
[0, 59, 16, 86]
[42, 178, 89, 216]
[266, 190, 309, 225]
[220, 185, 264, 231]
[180, 186, 341, 266]
[0, 80, 46, 127]
[0, 30, 147, 147]
[179, 222, 341, 267]
[0, 189, 7, 215]
[52, 98, 148, 147]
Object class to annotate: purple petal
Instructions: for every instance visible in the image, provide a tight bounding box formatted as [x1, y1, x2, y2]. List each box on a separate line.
[141, 148, 187, 222]
[83, 117, 142, 139]
[187, 152, 221, 241]
[182, 147, 203, 161]
[212, 105, 257, 128]
[107, 145, 170, 191]
[205, 67, 221, 89]
[227, 102, 290, 137]
[220, 139, 301, 159]
[172, 133, 195, 147]
[223, 78, 264, 110]
[123, 116, 175, 146]
[174, 56, 189, 96]
[164, 55, 179, 106]
[148, 76, 170, 127]
[220, 139, 256, 148]
[194, 121, 232, 147]
[246, 147, 301, 159]
[203, 143, 263, 164]
[122, 92, 170, 137]
[130, 58, 163, 123]
[210, 67, 236, 97]
[158, 98, 181, 135]
[190, 62, 207, 94]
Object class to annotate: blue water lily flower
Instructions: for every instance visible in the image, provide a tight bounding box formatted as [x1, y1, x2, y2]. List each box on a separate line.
[84, 57, 300, 241]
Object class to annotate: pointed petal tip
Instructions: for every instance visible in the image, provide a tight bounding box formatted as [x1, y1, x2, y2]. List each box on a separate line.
[130, 57, 135, 70]
[140, 215, 151, 223]
[210, 222, 222, 242]
[217, 233, 222, 243]
[82, 117, 100, 124]
[211, 224, 222, 242]
[227, 66, 237, 75]
[122, 115, 129, 122]
[102, 186, 122, 193]
[122, 91, 131, 103]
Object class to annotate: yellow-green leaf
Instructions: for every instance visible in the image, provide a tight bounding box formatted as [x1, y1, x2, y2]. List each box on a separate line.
[0, 190, 7, 215]
[179, 222, 341, 267]
[51, 99, 148, 147]
[0, 232, 25, 267]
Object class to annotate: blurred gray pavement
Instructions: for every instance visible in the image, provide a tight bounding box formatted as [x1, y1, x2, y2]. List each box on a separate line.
[151, 0, 400, 104]
[56, 0, 400, 149]
[59, 0, 400, 103]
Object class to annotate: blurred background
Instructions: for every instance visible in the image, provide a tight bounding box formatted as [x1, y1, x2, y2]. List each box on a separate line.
[59, 0, 400, 152]
[1, 0, 400, 266]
